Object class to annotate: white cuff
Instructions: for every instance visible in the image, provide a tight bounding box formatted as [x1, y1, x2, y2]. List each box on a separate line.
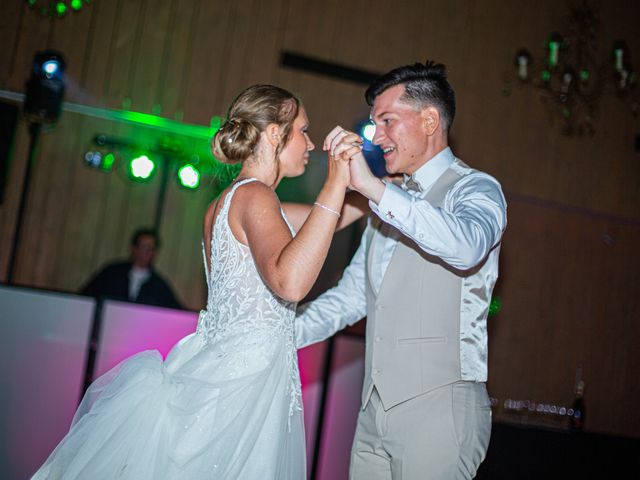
[370, 182, 413, 223]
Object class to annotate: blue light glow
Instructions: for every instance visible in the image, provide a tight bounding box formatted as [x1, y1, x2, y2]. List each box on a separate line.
[42, 60, 60, 77]
[362, 123, 376, 142]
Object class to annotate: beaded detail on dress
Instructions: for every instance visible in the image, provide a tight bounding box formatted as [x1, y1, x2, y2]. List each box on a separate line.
[196, 178, 301, 418]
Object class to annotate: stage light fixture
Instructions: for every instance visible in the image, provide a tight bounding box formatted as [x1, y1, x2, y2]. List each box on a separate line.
[128, 154, 155, 180]
[55, 1, 67, 15]
[83, 150, 115, 172]
[42, 60, 60, 77]
[26, 0, 91, 17]
[177, 164, 200, 189]
[24, 50, 66, 124]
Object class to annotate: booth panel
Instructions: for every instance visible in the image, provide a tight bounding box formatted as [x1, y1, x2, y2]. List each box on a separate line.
[317, 336, 365, 480]
[0, 286, 94, 480]
[93, 301, 198, 378]
[298, 340, 329, 471]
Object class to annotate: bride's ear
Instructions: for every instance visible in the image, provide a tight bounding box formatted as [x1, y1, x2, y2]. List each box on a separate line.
[265, 124, 281, 148]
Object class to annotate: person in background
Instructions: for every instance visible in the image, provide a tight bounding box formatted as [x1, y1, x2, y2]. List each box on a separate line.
[81, 228, 182, 309]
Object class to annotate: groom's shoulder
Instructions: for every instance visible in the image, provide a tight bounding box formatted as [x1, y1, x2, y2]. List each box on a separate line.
[450, 157, 502, 191]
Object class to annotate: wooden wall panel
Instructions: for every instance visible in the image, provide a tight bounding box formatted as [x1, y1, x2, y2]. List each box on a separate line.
[181, 0, 233, 124]
[0, 0, 638, 437]
[215, 0, 263, 111]
[154, 0, 198, 120]
[0, 1, 25, 88]
[489, 197, 640, 437]
[5, 3, 53, 93]
[128, 0, 172, 114]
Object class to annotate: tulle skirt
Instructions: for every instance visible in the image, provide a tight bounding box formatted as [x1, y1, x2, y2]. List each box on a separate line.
[31, 331, 305, 479]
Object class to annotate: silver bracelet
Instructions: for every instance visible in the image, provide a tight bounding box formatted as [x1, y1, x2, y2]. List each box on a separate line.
[314, 202, 341, 218]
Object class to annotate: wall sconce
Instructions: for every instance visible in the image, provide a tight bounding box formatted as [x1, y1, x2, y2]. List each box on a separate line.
[509, 2, 637, 136]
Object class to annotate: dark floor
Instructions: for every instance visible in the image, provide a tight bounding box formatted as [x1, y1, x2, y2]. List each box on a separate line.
[475, 422, 640, 479]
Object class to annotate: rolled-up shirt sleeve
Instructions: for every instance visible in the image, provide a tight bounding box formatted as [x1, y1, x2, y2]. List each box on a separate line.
[371, 174, 507, 271]
[295, 229, 368, 349]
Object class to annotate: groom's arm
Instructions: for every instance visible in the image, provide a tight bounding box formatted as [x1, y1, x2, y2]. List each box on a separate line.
[295, 228, 368, 349]
[371, 173, 507, 270]
[345, 150, 506, 271]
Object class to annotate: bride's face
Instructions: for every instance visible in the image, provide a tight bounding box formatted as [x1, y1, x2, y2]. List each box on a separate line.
[278, 106, 314, 178]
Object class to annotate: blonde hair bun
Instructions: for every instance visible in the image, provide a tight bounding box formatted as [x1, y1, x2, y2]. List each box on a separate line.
[211, 85, 300, 165]
[213, 117, 260, 164]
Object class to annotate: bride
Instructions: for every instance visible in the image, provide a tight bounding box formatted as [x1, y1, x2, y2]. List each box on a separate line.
[32, 84, 365, 479]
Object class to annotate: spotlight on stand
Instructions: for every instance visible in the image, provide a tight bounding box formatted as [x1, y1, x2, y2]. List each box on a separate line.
[24, 50, 66, 124]
[7, 50, 67, 283]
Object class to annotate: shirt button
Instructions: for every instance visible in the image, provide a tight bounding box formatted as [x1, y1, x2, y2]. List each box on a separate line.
[375, 336, 382, 342]
[373, 369, 380, 375]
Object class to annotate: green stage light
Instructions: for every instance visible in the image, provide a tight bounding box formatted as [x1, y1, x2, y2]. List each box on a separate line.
[84, 150, 115, 172]
[103, 152, 115, 171]
[178, 164, 200, 189]
[26, 0, 90, 17]
[489, 296, 502, 317]
[129, 155, 155, 180]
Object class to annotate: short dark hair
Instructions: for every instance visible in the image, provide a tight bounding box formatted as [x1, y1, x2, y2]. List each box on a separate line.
[131, 228, 159, 248]
[364, 61, 456, 132]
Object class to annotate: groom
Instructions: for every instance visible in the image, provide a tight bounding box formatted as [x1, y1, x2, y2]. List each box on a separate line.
[296, 61, 507, 479]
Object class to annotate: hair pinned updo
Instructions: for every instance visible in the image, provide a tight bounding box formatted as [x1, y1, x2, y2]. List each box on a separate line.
[212, 85, 300, 164]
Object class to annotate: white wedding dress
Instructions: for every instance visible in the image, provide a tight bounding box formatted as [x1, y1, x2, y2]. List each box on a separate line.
[32, 178, 306, 479]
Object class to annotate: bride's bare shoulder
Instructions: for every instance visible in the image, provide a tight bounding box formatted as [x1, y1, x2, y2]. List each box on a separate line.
[232, 180, 280, 213]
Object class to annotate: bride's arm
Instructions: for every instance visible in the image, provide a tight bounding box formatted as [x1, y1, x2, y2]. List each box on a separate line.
[281, 190, 369, 232]
[236, 157, 351, 303]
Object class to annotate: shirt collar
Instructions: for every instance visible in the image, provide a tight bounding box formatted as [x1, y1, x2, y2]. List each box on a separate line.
[403, 146, 455, 193]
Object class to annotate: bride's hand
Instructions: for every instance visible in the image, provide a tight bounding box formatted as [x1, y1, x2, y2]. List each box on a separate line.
[324, 126, 383, 201]
[324, 126, 361, 189]
[325, 151, 352, 189]
[325, 126, 378, 193]
[324, 126, 362, 158]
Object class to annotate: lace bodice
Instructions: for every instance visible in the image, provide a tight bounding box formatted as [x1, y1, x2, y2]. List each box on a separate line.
[196, 178, 301, 416]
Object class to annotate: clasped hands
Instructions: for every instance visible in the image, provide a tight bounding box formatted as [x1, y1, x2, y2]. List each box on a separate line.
[324, 126, 385, 203]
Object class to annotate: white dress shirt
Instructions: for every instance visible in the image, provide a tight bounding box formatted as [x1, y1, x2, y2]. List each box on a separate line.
[129, 266, 151, 301]
[296, 147, 507, 381]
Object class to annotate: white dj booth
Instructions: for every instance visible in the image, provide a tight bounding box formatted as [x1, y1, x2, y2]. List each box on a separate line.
[0, 284, 364, 480]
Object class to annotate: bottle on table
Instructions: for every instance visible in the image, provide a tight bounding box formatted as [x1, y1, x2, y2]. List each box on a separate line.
[569, 379, 585, 432]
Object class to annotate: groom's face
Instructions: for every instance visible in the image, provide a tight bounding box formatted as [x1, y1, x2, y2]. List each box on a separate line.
[370, 84, 431, 176]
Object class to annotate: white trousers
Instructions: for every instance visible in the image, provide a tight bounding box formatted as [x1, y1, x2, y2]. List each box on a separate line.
[349, 382, 491, 479]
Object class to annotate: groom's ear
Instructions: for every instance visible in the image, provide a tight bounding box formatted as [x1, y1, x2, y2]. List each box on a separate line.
[421, 107, 440, 136]
[265, 123, 282, 147]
